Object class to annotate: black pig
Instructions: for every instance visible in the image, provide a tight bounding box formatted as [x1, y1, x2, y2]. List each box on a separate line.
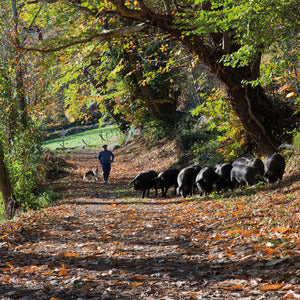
[196, 166, 225, 195]
[215, 162, 233, 190]
[231, 164, 263, 187]
[249, 157, 264, 176]
[232, 156, 253, 166]
[155, 168, 179, 197]
[129, 170, 158, 198]
[264, 153, 285, 183]
[177, 165, 201, 197]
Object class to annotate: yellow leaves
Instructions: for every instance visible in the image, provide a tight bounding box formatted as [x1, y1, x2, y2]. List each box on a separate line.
[160, 44, 168, 52]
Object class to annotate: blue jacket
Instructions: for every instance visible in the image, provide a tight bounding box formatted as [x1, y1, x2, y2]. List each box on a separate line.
[98, 150, 114, 165]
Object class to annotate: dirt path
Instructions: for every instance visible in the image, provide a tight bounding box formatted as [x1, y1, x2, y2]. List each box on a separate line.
[0, 145, 299, 299]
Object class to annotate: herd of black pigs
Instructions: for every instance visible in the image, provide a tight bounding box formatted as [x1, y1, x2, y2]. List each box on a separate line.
[129, 153, 286, 198]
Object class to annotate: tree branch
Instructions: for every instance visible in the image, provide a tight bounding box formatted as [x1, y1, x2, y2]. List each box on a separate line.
[18, 23, 149, 53]
[136, 0, 153, 15]
[109, 0, 145, 19]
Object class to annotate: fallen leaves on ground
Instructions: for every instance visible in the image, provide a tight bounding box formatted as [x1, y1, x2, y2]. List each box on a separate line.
[0, 140, 299, 299]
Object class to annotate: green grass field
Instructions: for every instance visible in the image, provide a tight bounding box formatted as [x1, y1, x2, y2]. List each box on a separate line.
[43, 125, 121, 151]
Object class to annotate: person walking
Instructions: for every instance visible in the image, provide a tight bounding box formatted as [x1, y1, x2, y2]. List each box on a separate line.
[97, 144, 114, 183]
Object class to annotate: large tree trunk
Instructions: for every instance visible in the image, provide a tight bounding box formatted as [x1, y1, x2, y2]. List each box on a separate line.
[11, 0, 28, 129]
[196, 48, 297, 154]
[156, 20, 297, 154]
[215, 65, 282, 154]
[108, 4, 298, 154]
[0, 139, 16, 218]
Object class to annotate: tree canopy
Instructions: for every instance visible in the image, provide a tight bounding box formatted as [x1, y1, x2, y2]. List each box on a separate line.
[14, 0, 298, 152]
[0, 0, 299, 216]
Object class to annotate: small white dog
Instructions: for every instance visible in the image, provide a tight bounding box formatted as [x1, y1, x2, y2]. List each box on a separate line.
[83, 167, 99, 182]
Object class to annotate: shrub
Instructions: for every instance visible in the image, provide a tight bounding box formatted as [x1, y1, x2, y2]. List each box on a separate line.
[4, 124, 43, 208]
[142, 117, 173, 142]
[29, 190, 62, 210]
[192, 88, 248, 160]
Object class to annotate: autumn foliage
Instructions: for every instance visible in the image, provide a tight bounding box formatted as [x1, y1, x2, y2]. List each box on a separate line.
[0, 140, 299, 299]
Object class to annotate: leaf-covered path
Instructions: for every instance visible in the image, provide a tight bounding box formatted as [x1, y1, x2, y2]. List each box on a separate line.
[1, 142, 299, 299]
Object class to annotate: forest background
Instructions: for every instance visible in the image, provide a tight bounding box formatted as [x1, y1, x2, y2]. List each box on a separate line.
[0, 0, 299, 217]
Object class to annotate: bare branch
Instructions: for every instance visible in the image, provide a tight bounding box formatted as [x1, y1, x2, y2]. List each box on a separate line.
[18, 22, 149, 53]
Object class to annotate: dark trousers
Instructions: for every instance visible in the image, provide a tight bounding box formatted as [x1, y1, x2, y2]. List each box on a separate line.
[102, 164, 111, 182]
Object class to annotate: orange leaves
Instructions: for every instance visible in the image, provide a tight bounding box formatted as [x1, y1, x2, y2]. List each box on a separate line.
[129, 274, 150, 281]
[273, 227, 291, 234]
[278, 84, 293, 93]
[130, 282, 144, 288]
[64, 252, 79, 258]
[227, 229, 250, 237]
[221, 285, 245, 291]
[58, 267, 67, 276]
[128, 275, 153, 288]
[274, 81, 297, 99]
[225, 249, 235, 256]
[0, 143, 299, 299]
[259, 283, 285, 291]
[6, 262, 16, 271]
[181, 291, 204, 297]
